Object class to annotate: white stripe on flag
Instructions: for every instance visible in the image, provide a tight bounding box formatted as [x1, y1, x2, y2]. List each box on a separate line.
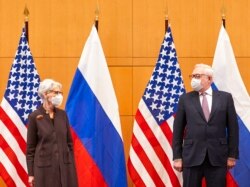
[167, 116, 175, 132]
[0, 120, 27, 172]
[0, 149, 26, 187]
[1, 98, 27, 141]
[129, 146, 156, 187]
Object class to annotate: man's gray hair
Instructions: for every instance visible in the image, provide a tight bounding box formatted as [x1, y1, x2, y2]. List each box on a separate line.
[195, 64, 213, 77]
[38, 79, 62, 100]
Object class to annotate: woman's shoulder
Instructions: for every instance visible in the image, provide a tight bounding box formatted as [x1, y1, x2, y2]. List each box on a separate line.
[55, 107, 67, 116]
[29, 106, 44, 118]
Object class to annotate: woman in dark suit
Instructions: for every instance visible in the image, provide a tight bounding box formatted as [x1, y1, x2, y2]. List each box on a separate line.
[26, 79, 78, 187]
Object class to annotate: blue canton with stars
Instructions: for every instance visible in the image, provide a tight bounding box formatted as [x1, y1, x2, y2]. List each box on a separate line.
[4, 27, 41, 125]
[143, 27, 185, 125]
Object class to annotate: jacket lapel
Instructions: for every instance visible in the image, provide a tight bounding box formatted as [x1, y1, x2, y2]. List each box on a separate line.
[191, 90, 221, 122]
[191, 92, 207, 121]
[209, 91, 220, 121]
[38, 106, 55, 129]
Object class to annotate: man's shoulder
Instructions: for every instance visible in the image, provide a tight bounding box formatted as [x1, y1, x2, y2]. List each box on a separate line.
[213, 90, 232, 96]
[178, 91, 197, 102]
[181, 91, 197, 97]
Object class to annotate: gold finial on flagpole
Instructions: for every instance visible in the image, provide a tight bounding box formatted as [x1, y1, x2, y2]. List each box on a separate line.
[23, 5, 29, 22]
[95, 0, 99, 31]
[221, 0, 226, 28]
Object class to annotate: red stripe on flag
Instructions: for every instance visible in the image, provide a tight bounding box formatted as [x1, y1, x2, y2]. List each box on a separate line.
[131, 134, 165, 186]
[0, 135, 28, 186]
[127, 157, 146, 187]
[201, 172, 238, 187]
[226, 172, 238, 187]
[71, 129, 108, 187]
[160, 121, 173, 146]
[136, 109, 181, 187]
[0, 163, 16, 187]
[0, 107, 26, 154]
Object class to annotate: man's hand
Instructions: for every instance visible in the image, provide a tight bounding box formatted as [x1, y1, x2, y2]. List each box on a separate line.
[227, 158, 236, 169]
[173, 159, 183, 172]
[28, 176, 35, 187]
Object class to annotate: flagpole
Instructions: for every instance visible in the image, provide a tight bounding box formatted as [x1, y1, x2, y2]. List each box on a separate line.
[95, 0, 99, 31]
[221, 0, 226, 28]
[222, 14, 226, 28]
[165, 15, 169, 32]
[165, 0, 169, 32]
[23, 5, 29, 42]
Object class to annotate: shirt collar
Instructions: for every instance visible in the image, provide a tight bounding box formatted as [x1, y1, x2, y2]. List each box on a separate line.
[199, 87, 212, 96]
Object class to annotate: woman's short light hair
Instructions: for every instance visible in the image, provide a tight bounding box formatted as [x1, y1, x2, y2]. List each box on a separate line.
[38, 79, 62, 100]
[194, 63, 214, 78]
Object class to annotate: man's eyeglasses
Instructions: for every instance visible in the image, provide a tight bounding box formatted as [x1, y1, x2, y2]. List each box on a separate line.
[189, 74, 209, 79]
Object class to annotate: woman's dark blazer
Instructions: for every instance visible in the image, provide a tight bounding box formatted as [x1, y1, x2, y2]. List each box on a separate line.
[26, 106, 78, 187]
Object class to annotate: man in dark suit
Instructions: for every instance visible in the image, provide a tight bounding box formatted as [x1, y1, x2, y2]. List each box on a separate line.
[172, 64, 239, 187]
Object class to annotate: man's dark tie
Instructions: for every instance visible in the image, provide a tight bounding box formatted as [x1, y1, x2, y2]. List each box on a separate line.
[201, 93, 210, 121]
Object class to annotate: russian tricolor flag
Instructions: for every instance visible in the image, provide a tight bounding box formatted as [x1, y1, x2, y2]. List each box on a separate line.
[65, 25, 127, 187]
[212, 24, 250, 187]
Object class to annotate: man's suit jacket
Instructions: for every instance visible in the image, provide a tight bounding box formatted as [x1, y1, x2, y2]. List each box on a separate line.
[172, 90, 239, 167]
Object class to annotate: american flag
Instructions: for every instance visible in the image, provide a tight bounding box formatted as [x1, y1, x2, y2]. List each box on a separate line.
[128, 26, 185, 187]
[0, 27, 41, 187]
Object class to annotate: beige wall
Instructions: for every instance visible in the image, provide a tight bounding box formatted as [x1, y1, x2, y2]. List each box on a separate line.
[1, 0, 250, 186]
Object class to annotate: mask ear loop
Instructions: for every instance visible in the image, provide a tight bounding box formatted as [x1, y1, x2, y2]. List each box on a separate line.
[44, 92, 52, 104]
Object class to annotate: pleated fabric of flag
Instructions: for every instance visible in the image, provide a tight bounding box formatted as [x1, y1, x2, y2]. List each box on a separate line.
[212, 24, 250, 187]
[0, 27, 41, 187]
[65, 25, 128, 187]
[128, 26, 185, 187]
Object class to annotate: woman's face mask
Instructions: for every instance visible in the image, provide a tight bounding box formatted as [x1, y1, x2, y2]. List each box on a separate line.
[50, 94, 63, 107]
